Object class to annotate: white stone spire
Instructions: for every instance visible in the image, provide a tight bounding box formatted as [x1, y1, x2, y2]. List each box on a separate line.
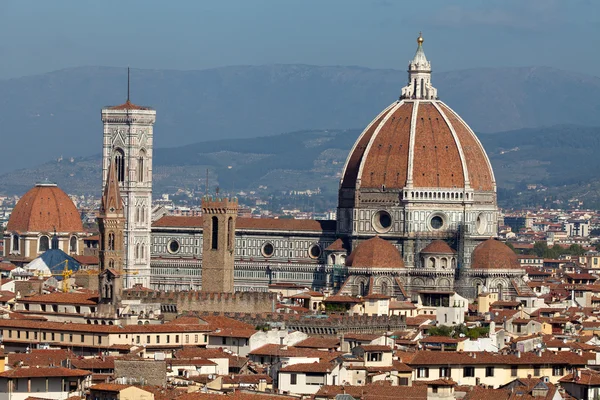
[401, 33, 438, 100]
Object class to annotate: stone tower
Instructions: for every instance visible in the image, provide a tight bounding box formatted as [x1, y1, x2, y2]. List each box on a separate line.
[101, 78, 156, 289]
[201, 196, 238, 293]
[97, 160, 125, 310]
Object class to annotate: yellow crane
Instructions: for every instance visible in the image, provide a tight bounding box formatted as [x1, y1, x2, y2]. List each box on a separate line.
[36, 259, 73, 293]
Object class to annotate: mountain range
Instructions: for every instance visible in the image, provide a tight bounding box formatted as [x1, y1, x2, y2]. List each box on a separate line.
[1, 64, 600, 175]
[3, 124, 600, 209]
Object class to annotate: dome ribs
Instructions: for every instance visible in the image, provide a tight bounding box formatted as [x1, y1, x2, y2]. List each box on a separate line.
[360, 102, 413, 189]
[412, 103, 463, 188]
[6, 184, 84, 233]
[340, 104, 393, 189]
[439, 104, 494, 191]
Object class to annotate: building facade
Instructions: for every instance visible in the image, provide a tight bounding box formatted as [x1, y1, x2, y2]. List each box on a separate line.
[145, 34, 529, 301]
[101, 97, 156, 288]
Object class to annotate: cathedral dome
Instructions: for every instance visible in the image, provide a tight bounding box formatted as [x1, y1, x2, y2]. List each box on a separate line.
[340, 35, 495, 193]
[421, 240, 455, 254]
[471, 238, 520, 270]
[6, 182, 83, 233]
[346, 236, 405, 269]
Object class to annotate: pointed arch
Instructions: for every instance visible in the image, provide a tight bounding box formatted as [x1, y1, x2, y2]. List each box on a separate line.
[114, 148, 125, 183]
[138, 149, 146, 182]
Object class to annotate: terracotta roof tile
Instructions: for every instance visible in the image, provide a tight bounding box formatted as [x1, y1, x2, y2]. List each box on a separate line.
[472, 239, 520, 270]
[0, 366, 90, 378]
[106, 100, 151, 111]
[152, 216, 336, 232]
[346, 236, 404, 269]
[6, 183, 83, 233]
[421, 240, 456, 254]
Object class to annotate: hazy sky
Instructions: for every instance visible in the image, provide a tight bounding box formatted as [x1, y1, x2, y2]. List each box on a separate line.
[0, 0, 598, 79]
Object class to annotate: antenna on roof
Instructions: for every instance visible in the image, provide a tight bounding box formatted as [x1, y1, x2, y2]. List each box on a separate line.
[127, 67, 130, 103]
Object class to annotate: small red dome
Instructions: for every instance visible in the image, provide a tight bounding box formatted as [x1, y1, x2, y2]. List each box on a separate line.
[421, 240, 455, 254]
[6, 182, 83, 233]
[346, 236, 404, 269]
[471, 238, 520, 270]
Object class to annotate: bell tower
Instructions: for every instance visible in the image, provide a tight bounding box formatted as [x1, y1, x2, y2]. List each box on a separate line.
[101, 70, 156, 288]
[201, 195, 238, 293]
[97, 160, 125, 311]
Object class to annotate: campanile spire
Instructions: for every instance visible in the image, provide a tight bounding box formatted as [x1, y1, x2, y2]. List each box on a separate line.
[400, 32, 438, 100]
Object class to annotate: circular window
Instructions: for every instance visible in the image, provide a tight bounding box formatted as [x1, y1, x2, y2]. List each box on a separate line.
[372, 210, 393, 233]
[261, 242, 274, 257]
[167, 240, 180, 254]
[309, 244, 322, 259]
[476, 213, 486, 235]
[430, 215, 444, 230]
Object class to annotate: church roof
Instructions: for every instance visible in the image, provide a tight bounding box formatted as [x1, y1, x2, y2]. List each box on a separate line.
[421, 240, 455, 254]
[101, 159, 124, 214]
[471, 238, 520, 270]
[153, 215, 336, 232]
[339, 34, 495, 193]
[106, 100, 151, 111]
[25, 249, 81, 277]
[325, 238, 348, 252]
[7, 182, 83, 233]
[346, 237, 405, 269]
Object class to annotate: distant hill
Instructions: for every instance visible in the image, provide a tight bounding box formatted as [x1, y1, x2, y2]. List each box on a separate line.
[1, 64, 600, 174]
[3, 124, 600, 209]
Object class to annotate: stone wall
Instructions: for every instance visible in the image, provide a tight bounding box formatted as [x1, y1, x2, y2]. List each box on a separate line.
[114, 359, 166, 387]
[15, 279, 43, 297]
[123, 290, 275, 313]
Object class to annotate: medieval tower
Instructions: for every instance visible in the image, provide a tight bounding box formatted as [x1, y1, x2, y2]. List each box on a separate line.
[101, 74, 156, 288]
[201, 196, 238, 293]
[97, 160, 125, 312]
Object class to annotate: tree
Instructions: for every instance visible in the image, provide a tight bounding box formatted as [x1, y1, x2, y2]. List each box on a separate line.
[569, 244, 586, 256]
[533, 242, 549, 257]
[428, 325, 453, 337]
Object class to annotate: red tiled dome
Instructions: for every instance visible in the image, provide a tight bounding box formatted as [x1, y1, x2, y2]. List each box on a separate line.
[471, 238, 520, 270]
[6, 183, 83, 233]
[421, 240, 455, 254]
[346, 236, 404, 269]
[340, 100, 495, 191]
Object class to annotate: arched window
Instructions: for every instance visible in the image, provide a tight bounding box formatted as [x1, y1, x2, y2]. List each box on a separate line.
[381, 281, 389, 296]
[428, 257, 436, 268]
[227, 217, 234, 251]
[135, 243, 140, 259]
[420, 78, 424, 98]
[109, 260, 115, 270]
[359, 281, 366, 296]
[211, 216, 219, 250]
[497, 283, 503, 301]
[69, 236, 77, 253]
[137, 150, 146, 182]
[140, 244, 145, 260]
[136, 207, 140, 223]
[12, 234, 19, 252]
[141, 206, 146, 223]
[108, 233, 115, 251]
[114, 149, 125, 183]
[39, 236, 50, 252]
